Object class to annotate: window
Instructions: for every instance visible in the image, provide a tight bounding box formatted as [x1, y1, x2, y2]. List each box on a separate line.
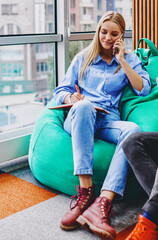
[11, 4, 18, 15]
[97, 15, 101, 23]
[106, 0, 115, 11]
[97, 0, 101, 10]
[2, 4, 9, 15]
[2, 4, 18, 15]
[47, 4, 53, 15]
[1, 63, 24, 81]
[130, 8, 132, 16]
[83, 7, 86, 15]
[48, 23, 53, 32]
[7, 24, 14, 34]
[70, 14, 76, 26]
[70, 0, 75, 8]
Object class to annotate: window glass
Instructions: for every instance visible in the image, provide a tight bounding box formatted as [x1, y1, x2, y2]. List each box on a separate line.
[69, 0, 132, 32]
[0, 0, 55, 35]
[69, 40, 92, 63]
[0, 43, 56, 133]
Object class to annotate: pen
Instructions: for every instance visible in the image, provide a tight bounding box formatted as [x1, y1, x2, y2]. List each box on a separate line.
[75, 84, 81, 96]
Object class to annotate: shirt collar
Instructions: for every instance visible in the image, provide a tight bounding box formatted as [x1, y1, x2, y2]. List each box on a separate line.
[93, 53, 120, 65]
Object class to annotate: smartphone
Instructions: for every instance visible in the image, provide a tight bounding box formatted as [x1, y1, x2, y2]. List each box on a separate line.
[113, 33, 123, 55]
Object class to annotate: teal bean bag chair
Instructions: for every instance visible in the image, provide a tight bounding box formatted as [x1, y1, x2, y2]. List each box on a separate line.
[29, 38, 158, 199]
[28, 81, 158, 199]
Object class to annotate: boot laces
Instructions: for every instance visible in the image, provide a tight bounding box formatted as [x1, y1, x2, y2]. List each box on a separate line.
[70, 185, 91, 210]
[101, 199, 113, 224]
[128, 222, 147, 240]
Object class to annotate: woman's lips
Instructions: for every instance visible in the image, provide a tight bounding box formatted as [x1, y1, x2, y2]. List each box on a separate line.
[103, 41, 113, 45]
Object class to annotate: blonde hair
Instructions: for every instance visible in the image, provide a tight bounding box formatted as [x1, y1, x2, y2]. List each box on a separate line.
[79, 11, 125, 80]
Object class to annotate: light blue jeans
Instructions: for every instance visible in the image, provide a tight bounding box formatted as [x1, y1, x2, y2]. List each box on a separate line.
[64, 100, 141, 197]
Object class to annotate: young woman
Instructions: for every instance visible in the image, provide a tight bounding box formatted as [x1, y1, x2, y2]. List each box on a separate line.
[53, 11, 151, 240]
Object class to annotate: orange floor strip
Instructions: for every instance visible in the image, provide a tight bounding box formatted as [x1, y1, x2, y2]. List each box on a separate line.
[0, 173, 57, 219]
[116, 224, 135, 239]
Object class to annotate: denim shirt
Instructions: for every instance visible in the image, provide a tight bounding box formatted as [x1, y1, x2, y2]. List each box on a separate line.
[53, 53, 151, 111]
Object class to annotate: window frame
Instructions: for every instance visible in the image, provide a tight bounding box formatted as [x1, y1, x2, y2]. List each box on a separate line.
[0, 0, 64, 163]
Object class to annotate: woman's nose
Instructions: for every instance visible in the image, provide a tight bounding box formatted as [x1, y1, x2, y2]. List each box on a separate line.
[106, 33, 111, 40]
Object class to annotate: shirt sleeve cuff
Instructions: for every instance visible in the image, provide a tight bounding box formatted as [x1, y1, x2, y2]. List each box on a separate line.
[54, 92, 71, 105]
[133, 78, 151, 96]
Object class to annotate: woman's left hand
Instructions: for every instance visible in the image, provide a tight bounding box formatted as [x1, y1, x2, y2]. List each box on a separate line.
[113, 38, 125, 62]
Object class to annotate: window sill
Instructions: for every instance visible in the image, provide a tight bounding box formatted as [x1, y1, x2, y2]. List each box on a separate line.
[0, 125, 33, 163]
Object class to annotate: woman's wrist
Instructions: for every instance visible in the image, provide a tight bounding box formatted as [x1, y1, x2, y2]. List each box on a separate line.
[119, 57, 126, 66]
[64, 94, 72, 104]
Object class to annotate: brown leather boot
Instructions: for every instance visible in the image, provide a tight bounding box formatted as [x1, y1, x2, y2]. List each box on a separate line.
[60, 184, 95, 230]
[77, 196, 116, 240]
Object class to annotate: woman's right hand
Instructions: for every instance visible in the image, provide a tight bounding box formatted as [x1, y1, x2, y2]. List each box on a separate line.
[64, 93, 84, 104]
[71, 92, 84, 103]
